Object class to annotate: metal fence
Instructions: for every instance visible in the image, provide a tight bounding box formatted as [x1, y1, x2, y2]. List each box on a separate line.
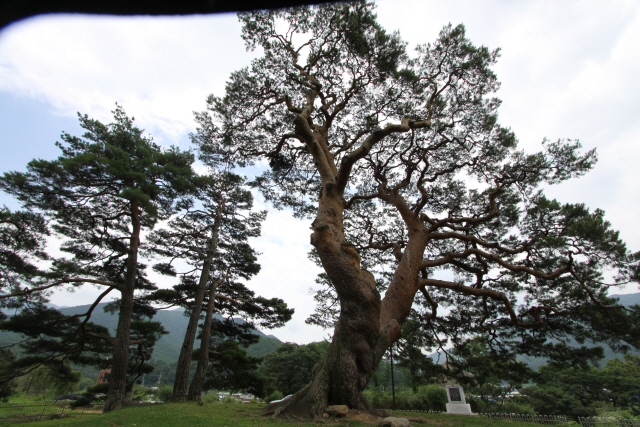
[0, 401, 104, 424]
[377, 409, 570, 422]
[579, 418, 640, 427]
[480, 413, 569, 424]
[375, 409, 640, 427]
[384, 409, 445, 414]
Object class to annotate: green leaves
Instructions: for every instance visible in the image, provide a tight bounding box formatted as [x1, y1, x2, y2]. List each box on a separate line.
[0, 304, 113, 382]
[0, 105, 198, 401]
[203, 340, 270, 398]
[0, 207, 50, 295]
[2, 104, 196, 226]
[259, 341, 329, 396]
[522, 359, 640, 419]
[217, 2, 640, 405]
[1, 104, 197, 284]
[602, 354, 640, 415]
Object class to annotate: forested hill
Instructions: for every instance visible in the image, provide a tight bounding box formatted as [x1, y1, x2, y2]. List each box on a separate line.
[428, 292, 640, 370]
[1, 303, 283, 362]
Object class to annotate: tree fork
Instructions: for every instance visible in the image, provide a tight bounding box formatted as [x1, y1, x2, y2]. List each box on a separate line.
[222, 4, 639, 419]
[172, 207, 222, 402]
[188, 279, 218, 401]
[270, 185, 428, 418]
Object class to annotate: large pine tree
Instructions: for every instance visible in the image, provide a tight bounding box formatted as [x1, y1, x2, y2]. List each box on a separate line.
[0, 105, 197, 411]
[199, 2, 640, 418]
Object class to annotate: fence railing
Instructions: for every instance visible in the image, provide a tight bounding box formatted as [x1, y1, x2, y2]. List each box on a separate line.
[579, 418, 640, 427]
[383, 409, 445, 414]
[377, 409, 571, 423]
[480, 413, 569, 424]
[0, 401, 104, 424]
[397, 411, 640, 427]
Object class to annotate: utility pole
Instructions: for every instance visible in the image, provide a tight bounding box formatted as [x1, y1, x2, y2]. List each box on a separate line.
[390, 344, 396, 410]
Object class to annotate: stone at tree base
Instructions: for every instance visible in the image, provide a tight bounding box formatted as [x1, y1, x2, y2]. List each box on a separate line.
[379, 416, 410, 427]
[323, 413, 329, 418]
[326, 405, 349, 416]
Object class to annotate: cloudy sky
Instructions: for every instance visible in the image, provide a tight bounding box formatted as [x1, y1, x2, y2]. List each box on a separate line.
[1, 0, 639, 344]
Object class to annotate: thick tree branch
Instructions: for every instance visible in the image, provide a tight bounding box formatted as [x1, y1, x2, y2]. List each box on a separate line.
[421, 247, 570, 280]
[430, 231, 532, 255]
[420, 278, 544, 328]
[0, 278, 123, 299]
[336, 116, 432, 194]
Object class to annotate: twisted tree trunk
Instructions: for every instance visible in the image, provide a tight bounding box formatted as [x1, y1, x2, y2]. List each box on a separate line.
[265, 185, 425, 419]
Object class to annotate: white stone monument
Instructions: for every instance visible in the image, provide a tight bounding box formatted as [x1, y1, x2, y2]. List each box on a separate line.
[445, 385, 472, 414]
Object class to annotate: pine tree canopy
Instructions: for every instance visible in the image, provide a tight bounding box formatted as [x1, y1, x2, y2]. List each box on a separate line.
[196, 1, 640, 417]
[0, 105, 197, 409]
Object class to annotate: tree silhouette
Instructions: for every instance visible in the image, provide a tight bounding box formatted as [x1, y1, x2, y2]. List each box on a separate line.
[200, 2, 640, 418]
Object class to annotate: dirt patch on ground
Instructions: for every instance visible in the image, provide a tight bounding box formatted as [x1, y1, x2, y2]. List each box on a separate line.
[402, 415, 455, 425]
[341, 410, 455, 426]
[344, 410, 383, 424]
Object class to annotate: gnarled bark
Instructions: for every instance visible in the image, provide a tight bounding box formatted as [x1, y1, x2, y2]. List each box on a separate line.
[224, 6, 636, 419]
[266, 186, 425, 419]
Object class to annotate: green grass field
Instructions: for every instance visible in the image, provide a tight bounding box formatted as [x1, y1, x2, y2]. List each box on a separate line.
[6, 402, 566, 427]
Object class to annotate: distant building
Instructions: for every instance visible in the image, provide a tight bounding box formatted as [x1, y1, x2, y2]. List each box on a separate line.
[215, 392, 257, 403]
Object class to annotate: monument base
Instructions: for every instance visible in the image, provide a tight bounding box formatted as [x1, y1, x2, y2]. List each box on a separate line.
[446, 403, 472, 414]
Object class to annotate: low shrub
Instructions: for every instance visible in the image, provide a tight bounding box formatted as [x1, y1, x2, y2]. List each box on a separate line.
[417, 385, 447, 412]
[503, 401, 536, 415]
[363, 385, 447, 411]
[203, 393, 219, 404]
[220, 395, 237, 404]
[156, 386, 173, 403]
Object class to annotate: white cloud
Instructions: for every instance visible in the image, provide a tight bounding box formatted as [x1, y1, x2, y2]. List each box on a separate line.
[0, 13, 258, 146]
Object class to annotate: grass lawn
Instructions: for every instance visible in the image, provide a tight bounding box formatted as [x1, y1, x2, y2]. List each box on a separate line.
[9, 402, 564, 427]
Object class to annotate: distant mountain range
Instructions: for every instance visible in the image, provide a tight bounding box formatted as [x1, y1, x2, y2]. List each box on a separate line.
[1, 303, 284, 363]
[609, 292, 640, 307]
[427, 292, 640, 369]
[4, 292, 639, 367]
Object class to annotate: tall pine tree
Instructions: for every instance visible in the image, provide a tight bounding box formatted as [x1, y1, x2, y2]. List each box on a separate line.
[0, 104, 197, 411]
[147, 167, 292, 401]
